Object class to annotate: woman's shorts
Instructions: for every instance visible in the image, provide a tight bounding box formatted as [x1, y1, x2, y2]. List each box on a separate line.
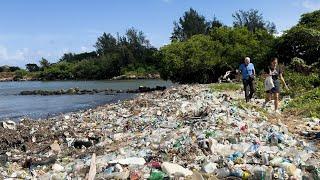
[266, 80, 280, 94]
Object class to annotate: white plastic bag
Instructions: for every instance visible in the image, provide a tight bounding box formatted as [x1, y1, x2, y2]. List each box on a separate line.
[264, 76, 274, 91]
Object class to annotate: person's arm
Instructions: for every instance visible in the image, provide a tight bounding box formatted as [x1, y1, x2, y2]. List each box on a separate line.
[279, 73, 289, 90]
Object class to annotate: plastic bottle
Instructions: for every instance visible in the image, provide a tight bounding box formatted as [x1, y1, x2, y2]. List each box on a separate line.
[280, 162, 297, 177]
[215, 167, 230, 179]
[149, 170, 165, 180]
[262, 153, 270, 165]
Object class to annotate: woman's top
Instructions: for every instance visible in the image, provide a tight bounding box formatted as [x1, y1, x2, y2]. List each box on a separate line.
[265, 65, 282, 81]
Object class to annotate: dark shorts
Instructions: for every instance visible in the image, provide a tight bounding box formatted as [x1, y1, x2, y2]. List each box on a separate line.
[266, 80, 280, 94]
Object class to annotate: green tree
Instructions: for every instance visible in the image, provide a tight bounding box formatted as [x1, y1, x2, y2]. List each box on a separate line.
[60, 52, 97, 62]
[94, 33, 118, 56]
[171, 8, 210, 41]
[210, 16, 223, 29]
[39, 58, 50, 69]
[276, 26, 320, 65]
[160, 27, 275, 83]
[26, 63, 40, 72]
[232, 9, 276, 34]
[298, 10, 320, 30]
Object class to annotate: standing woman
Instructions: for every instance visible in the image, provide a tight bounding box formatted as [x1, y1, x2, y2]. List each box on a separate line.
[263, 57, 289, 112]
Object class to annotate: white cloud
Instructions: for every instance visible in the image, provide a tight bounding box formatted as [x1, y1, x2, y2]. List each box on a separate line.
[81, 46, 88, 52]
[0, 46, 27, 61]
[302, 0, 320, 10]
[0, 45, 31, 66]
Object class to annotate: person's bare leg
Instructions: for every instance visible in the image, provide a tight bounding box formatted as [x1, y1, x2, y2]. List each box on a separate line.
[274, 93, 279, 111]
[263, 93, 272, 108]
[266, 93, 272, 102]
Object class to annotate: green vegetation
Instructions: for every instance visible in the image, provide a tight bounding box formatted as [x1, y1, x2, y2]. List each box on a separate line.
[13, 69, 28, 80]
[210, 83, 242, 92]
[285, 88, 320, 118]
[0, 65, 20, 72]
[253, 66, 320, 117]
[161, 9, 320, 83]
[16, 28, 160, 80]
[160, 27, 274, 83]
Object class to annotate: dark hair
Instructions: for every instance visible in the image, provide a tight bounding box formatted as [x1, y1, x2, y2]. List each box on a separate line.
[271, 57, 278, 62]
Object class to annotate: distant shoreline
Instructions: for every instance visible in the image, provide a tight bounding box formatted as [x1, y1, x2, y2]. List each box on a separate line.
[0, 73, 161, 82]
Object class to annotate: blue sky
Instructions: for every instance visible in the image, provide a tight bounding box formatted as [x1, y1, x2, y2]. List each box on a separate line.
[0, 0, 319, 67]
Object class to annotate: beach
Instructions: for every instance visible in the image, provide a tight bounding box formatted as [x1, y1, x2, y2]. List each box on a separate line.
[0, 84, 319, 179]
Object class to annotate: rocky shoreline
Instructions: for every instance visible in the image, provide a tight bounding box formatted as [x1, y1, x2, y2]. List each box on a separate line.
[0, 73, 161, 82]
[19, 86, 166, 96]
[111, 73, 161, 80]
[0, 84, 319, 179]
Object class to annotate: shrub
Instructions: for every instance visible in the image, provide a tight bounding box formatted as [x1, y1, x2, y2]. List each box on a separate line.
[285, 87, 320, 118]
[289, 57, 311, 74]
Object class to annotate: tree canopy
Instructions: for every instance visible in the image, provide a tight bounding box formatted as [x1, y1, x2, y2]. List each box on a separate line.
[17, 8, 320, 83]
[276, 10, 320, 65]
[232, 9, 276, 34]
[298, 10, 320, 30]
[171, 8, 211, 41]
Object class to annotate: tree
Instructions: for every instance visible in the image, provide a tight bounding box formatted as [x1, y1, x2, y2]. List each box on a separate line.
[232, 9, 276, 34]
[171, 8, 210, 41]
[276, 10, 320, 65]
[298, 10, 320, 30]
[94, 33, 118, 55]
[160, 27, 275, 83]
[276, 26, 320, 65]
[9, 66, 20, 72]
[26, 64, 40, 72]
[39, 58, 50, 69]
[210, 16, 223, 29]
[126, 28, 150, 48]
[60, 52, 97, 62]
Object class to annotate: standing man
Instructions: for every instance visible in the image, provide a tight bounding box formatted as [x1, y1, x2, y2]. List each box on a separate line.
[239, 57, 256, 102]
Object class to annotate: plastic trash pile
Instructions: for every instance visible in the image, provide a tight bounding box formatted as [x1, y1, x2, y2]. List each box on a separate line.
[0, 84, 319, 179]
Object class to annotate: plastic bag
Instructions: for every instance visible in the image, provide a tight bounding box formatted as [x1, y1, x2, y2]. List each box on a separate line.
[264, 76, 274, 91]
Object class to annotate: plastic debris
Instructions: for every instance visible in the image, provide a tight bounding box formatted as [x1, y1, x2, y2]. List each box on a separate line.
[1, 120, 17, 130]
[0, 84, 319, 179]
[161, 162, 193, 177]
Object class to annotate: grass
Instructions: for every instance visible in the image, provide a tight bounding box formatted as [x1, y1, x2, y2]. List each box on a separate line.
[210, 83, 242, 92]
[208, 71, 320, 119]
[285, 87, 320, 118]
[236, 99, 268, 116]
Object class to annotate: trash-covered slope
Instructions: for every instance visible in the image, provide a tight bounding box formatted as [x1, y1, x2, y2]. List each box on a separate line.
[0, 84, 319, 179]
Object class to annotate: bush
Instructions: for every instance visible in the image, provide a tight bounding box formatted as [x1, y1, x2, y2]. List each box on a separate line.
[14, 69, 28, 80]
[289, 57, 311, 74]
[160, 27, 275, 83]
[285, 87, 320, 118]
[255, 70, 320, 99]
[40, 62, 74, 80]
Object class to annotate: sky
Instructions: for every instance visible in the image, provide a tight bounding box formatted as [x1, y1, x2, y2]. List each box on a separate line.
[0, 0, 319, 67]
